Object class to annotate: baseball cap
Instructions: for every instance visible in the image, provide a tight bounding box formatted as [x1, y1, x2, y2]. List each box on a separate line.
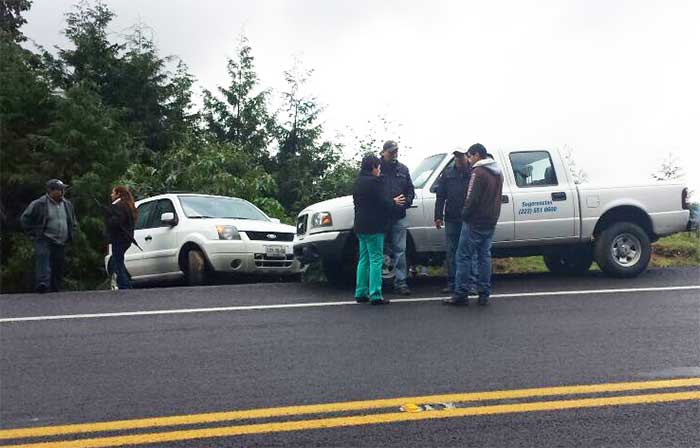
[452, 149, 467, 157]
[382, 140, 399, 153]
[46, 179, 69, 190]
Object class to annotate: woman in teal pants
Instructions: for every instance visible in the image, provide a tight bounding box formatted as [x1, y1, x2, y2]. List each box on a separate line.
[353, 155, 405, 305]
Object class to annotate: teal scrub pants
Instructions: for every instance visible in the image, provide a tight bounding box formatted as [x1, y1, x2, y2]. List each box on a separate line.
[355, 233, 385, 301]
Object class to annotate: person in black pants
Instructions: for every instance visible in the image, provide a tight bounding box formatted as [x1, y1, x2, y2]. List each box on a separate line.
[434, 150, 476, 294]
[105, 186, 137, 289]
[20, 179, 78, 293]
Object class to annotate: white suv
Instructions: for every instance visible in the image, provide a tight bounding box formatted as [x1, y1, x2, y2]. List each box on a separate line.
[105, 193, 301, 286]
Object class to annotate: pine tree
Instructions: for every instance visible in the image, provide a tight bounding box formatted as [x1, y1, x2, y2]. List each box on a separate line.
[202, 35, 273, 165]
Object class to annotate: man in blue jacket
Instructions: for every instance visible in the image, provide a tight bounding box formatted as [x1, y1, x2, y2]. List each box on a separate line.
[20, 179, 78, 293]
[380, 140, 415, 295]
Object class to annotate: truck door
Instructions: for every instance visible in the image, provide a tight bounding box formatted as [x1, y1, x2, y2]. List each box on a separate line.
[406, 154, 447, 253]
[424, 156, 455, 252]
[506, 150, 577, 241]
[491, 151, 515, 243]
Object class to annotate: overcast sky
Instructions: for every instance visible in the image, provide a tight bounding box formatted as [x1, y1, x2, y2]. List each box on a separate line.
[23, 0, 699, 195]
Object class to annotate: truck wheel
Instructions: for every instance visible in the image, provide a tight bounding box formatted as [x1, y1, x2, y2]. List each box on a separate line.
[382, 244, 396, 281]
[594, 222, 651, 278]
[543, 248, 593, 275]
[186, 249, 207, 286]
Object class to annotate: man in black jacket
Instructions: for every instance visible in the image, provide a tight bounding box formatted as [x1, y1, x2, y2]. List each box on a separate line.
[434, 150, 475, 294]
[20, 179, 78, 293]
[380, 140, 415, 295]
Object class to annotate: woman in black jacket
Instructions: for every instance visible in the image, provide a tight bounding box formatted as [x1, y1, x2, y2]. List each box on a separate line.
[106, 186, 137, 289]
[353, 155, 405, 304]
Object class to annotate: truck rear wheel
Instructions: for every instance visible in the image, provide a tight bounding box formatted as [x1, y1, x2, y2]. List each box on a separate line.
[594, 222, 651, 278]
[543, 248, 593, 275]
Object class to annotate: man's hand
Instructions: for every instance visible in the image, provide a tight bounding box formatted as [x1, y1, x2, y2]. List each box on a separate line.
[393, 194, 406, 206]
[434, 219, 443, 229]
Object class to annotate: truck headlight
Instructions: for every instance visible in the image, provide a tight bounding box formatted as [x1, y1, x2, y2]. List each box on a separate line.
[311, 212, 333, 228]
[216, 225, 241, 240]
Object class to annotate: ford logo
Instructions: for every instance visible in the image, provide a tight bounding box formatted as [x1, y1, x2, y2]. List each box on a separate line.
[266, 234, 277, 239]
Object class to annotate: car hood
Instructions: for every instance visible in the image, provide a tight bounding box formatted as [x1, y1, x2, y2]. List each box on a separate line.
[208, 218, 295, 234]
[299, 195, 354, 214]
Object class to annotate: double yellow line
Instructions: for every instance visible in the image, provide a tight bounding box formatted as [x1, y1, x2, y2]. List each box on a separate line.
[2, 378, 699, 447]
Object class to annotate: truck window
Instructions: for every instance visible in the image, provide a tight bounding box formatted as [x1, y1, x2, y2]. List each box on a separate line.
[509, 151, 558, 188]
[411, 154, 445, 189]
[429, 158, 456, 192]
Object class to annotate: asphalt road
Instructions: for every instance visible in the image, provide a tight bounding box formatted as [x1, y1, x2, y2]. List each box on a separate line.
[1, 267, 699, 447]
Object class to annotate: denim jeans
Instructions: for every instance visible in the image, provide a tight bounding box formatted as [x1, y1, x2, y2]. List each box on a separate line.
[454, 224, 495, 298]
[387, 217, 409, 289]
[111, 241, 132, 289]
[33, 238, 65, 292]
[445, 220, 477, 291]
[355, 233, 385, 301]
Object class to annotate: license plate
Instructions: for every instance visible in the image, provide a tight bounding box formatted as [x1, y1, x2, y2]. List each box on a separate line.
[265, 245, 287, 258]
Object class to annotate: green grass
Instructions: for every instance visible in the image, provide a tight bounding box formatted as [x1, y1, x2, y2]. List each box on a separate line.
[651, 232, 700, 268]
[420, 232, 700, 276]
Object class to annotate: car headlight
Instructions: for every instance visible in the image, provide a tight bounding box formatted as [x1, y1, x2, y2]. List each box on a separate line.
[216, 225, 241, 240]
[311, 212, 333, 228]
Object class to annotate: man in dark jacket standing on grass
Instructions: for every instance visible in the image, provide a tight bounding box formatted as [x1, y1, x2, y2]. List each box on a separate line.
[20, 179, 78, 293]
[443, 143, 503, 306]
[434, 149, 476, 294]
[380, 140, 415, 295]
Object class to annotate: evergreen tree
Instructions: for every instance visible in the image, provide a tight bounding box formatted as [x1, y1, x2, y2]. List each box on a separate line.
[272, 64, 342, 214]
[202, 35, 273, 165]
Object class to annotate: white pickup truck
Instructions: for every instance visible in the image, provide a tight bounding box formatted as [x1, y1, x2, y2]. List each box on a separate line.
[294, 148, 691, 283]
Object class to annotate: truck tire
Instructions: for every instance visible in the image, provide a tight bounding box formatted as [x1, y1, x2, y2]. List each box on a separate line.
[186, 248, 207, 286]
[594, 222, 651, 278]
[543, 248, 593, 275]
[382, 244, 396, 281]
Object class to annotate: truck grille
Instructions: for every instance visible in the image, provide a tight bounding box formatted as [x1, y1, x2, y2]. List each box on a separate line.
[245, 231, 294, 242]
[296, 214, 308, 235]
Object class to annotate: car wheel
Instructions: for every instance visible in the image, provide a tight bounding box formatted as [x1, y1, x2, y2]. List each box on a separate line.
[186, 249, 207, 286]
[543, 248, 594, 275]
[594, 222, 651, 278]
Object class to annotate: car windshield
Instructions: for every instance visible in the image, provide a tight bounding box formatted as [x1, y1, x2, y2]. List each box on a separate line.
[411, 154, 445, 189]
[178, 196, 269, 221]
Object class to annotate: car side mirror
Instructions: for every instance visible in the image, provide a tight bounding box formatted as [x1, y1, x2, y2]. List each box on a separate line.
[429, 184, 438, 193]
[161, 212, 177, 226]
[270, 218, 281, 224]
